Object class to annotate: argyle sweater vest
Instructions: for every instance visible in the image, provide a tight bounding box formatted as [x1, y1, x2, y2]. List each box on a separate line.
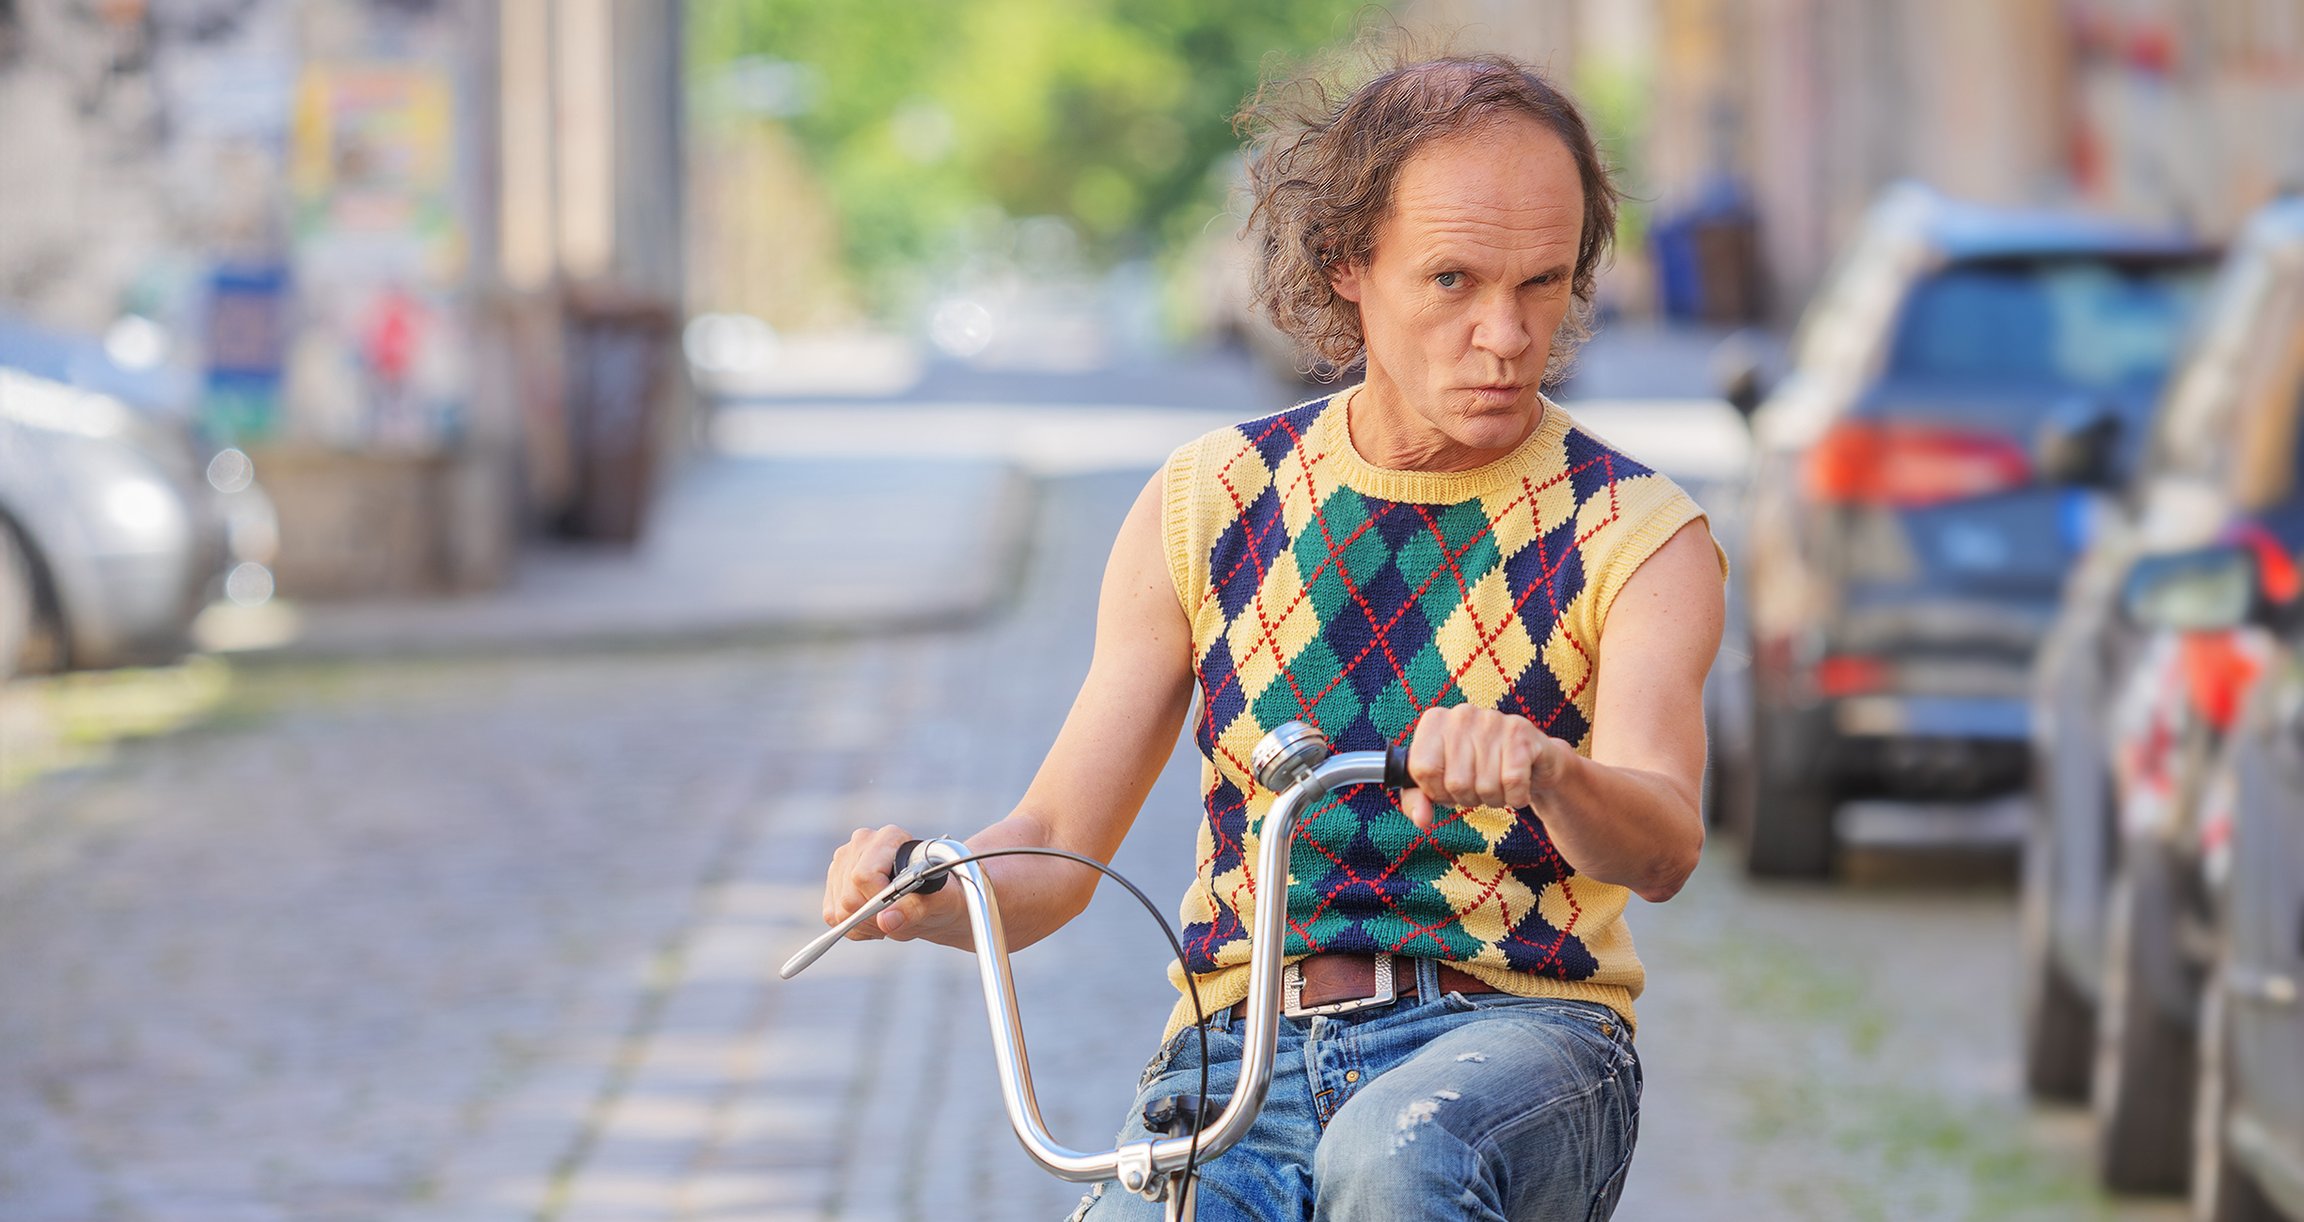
[1157, 387, 1714, 1040]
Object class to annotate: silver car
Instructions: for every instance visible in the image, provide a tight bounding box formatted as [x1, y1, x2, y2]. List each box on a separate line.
[2122, 541, 2304, 1222]
[0, 361, 266, 678]
[2203, 622, 2304, 1222]
[2018, 201, 2304, 1199]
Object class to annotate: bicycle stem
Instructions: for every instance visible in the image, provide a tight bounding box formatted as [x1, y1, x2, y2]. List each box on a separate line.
[916, 733, 1391, 1188]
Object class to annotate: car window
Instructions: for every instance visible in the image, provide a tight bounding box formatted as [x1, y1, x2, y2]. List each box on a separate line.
[1789, 225, 1921, 386]
[1882, 256, 2212, 399]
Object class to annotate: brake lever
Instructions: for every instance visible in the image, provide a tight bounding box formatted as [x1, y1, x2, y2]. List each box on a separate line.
[779, 838, 952, 980]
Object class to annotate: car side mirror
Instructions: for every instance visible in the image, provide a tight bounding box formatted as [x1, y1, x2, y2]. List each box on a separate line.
[1711, 334, 1768, 423]
[2120, 545, 2263, 631]
[1719, 364, 1763, 421]
[2036, 401, 2124, 487]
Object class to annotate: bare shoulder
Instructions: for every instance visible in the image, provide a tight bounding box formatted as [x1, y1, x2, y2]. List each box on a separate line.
[1096, 467, 1192, 649]
[1586, 518, 1723, 776]
[1106, 467, 1172, 586]
[1617, 518, 1726, 595]
[1602, 520, 1726, 668]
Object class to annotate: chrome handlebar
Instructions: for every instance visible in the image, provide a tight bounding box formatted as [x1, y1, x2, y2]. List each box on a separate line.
[779, 721, 1399, 1199]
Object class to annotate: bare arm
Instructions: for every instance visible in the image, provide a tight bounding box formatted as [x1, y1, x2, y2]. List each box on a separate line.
[1399, 520, 1725, 902]
[822, 471, 1196, 949]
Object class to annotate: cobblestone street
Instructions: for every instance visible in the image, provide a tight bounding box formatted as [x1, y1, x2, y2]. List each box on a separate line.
[2, 446, 2186, 1221]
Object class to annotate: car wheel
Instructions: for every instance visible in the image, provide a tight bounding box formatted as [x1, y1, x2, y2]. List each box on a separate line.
[1742, 694, 1837, 879]
[1701, 641, 1753, 830]
[2193, 949, 2284, 1222]
[2094, 840, 2198, 1193]
[1703, 741, 1725, 827]
[2019, 795, 2096, 1101]
[1703, 728, 1742, 829]
[0, 522, 31, 683]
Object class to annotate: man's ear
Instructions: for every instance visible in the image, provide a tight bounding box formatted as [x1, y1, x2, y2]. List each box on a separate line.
[1329, 260, 1365, 305]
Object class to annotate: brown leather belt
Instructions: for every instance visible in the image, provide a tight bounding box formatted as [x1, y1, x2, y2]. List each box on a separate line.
[1284, 952, 1500, 1017]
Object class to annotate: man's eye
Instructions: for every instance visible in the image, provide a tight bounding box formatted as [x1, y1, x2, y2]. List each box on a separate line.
[1434, 272, 1463, 289]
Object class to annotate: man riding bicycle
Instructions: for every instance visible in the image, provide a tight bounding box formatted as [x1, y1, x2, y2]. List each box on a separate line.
[823, 52, 1726, 1221]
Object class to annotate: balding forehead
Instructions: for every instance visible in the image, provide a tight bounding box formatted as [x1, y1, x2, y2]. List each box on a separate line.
[1387, 120, 1584, 239]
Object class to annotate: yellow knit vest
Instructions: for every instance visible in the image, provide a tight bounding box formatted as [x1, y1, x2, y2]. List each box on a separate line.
[1155, 387, 1719, 1041]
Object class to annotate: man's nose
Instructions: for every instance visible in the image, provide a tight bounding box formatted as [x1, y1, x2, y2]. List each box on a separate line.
[1468, 291, 1533, 361]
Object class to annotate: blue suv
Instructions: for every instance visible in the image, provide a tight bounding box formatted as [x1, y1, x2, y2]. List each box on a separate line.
[1721, 185, 2216, 877]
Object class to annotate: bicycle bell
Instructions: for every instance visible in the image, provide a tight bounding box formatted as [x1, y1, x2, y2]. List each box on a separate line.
[1252, 720, 1332, 792]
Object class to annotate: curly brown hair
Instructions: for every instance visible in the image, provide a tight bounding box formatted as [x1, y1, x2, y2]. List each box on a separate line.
[1237, 52, 1621, 383]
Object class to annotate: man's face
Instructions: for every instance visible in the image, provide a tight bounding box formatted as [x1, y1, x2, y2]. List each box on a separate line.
[1330, 115, 1584, 457]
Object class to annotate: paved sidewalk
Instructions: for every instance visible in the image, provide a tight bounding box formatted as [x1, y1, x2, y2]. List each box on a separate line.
[201, 454, 1034, 660]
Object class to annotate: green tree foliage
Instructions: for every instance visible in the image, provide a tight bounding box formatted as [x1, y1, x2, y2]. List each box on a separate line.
[691, 0, 1366, 302]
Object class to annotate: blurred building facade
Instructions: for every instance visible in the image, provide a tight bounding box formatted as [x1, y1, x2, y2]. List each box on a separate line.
[0, 0, 686, 597]
[2066, 0, 2304, 236]
[1409, 0, 2304, 328]
[1649, 0, 2075, 321]
[1650, 0, 2304, 324]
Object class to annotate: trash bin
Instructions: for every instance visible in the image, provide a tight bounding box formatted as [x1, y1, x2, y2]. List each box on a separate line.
[1652, 179, 1767, 325]
[559, 287, 679, 545]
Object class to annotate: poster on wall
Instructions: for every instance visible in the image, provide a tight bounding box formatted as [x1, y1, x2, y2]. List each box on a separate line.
[291, 62, 463, 279]
[287, 62, 467, 450]
[201, 262, 290, 443]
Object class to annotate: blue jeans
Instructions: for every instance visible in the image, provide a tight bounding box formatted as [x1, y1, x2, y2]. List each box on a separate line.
[1073, 959, 1641, 1221]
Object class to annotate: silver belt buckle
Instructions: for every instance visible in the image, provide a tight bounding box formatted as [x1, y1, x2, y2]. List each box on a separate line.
[1283, 952, 1397, 1018]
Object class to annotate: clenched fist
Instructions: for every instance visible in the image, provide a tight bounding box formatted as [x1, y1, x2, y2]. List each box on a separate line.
[1395, 705, 1574, 830]
[822, 824, 966, 943]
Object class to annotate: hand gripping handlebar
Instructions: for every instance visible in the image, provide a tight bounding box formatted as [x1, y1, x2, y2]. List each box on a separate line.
[780, 721, 1410, 1202]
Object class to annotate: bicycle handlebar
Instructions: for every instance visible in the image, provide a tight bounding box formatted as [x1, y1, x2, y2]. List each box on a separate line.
[780, 722, 1406, 1197]
[892, 839, 950, 893]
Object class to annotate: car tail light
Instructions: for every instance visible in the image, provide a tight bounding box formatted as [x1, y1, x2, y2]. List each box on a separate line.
[2180, 630, 2264, 734]
[1803, 422, 2033, 507]
[1816, 654, 1890, 699]
[2232, 521, 2302, 603]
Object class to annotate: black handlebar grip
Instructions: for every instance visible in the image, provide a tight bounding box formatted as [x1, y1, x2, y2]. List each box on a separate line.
[1385, 743, 1414, 791]
[892, 839, 950, 894]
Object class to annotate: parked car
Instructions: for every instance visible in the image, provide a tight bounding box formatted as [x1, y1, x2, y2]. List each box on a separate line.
[0, 316, 272, 678]
[2120, 542, 2304, 1222]
[2019, 196, 2304, 1195]
[2092, 535, 2291, 1193]
[1724, 183, 2216, 876]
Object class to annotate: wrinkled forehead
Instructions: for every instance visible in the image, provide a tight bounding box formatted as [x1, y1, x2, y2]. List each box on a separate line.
[1378, 115, 1585, 261]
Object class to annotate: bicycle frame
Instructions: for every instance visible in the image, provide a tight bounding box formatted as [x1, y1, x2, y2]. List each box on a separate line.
[781, 721, 1389, 1218]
